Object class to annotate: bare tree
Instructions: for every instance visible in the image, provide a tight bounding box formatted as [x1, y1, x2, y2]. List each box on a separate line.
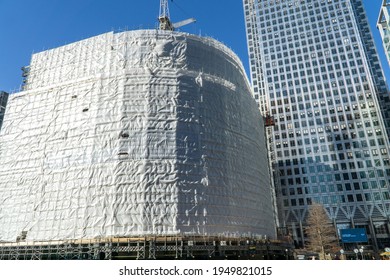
[305, 203, 339, 260]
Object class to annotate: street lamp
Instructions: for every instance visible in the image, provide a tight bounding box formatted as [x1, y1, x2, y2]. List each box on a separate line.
[353, 248, 359, 260]
[340, 249, 344, 260]
[285, 248, 289, 260]
[265, 239, 270, 260]
[359, 246, 364, 260]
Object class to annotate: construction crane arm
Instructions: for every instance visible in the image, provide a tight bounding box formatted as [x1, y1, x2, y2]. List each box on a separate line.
[172, 18, 196, 29]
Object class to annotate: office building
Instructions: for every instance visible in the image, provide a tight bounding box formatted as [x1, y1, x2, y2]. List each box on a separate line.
[0, 91, 8, 131]
[244, 0, 390, 251]
[378, 0, 390, 66]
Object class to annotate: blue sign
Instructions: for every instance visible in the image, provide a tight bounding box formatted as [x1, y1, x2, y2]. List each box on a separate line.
[340, 228, 368, 243]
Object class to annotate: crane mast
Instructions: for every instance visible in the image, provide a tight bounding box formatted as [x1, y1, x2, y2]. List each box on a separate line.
[158, 0, 196, 31]
[159, 0, 174, 31]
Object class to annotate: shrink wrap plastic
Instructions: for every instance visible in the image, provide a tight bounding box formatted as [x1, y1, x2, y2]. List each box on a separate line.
[0, 30, 276, 241]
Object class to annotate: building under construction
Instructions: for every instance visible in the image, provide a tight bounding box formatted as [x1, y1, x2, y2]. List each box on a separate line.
[0, 28, 290, 259]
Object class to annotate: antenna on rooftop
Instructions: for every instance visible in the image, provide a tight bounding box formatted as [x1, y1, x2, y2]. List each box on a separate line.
[158, 0, 196, 31]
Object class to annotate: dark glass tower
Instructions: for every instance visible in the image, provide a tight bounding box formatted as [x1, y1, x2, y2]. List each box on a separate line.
[0, 91, 8, 131]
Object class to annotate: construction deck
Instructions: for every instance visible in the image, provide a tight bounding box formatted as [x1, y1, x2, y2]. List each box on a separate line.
[0, 236, 293, 260]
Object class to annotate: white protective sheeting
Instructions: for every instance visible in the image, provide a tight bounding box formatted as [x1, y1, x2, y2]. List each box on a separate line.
[0, 30, 276, 241]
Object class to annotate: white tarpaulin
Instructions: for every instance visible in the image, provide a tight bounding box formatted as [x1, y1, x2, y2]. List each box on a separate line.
[0, 30, 276, 242]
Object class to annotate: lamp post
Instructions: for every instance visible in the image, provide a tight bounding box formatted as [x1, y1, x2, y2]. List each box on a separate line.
[353, 248, 359, 260]
[285, 248, 289, 260]
[359, 246, 364, 260]
[265, 239, 270, 260]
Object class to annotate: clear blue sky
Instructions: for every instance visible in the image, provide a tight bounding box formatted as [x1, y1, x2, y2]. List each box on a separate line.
[0, 0, 388, 92]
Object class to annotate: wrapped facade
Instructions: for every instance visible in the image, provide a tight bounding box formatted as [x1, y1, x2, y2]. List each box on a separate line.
[0, 30, 276, 242]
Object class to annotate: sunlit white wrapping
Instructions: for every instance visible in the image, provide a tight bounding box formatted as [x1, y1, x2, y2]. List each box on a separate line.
[0, 30, 276, 241]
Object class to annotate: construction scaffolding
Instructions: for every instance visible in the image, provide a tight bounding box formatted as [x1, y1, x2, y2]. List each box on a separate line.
[0, 236, 293, 260]
[0, 29, 276, 244]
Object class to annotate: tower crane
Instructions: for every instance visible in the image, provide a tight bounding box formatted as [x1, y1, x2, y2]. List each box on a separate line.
[158, 0, 196, 31]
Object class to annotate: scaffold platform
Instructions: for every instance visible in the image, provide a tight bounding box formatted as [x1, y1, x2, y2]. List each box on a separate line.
[0, 236, 293, 260]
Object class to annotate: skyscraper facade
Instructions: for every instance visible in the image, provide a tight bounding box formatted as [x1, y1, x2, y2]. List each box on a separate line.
[0, 91, 8, 131]
[378, 0, 390, 66]
[244, 0, 390, 251]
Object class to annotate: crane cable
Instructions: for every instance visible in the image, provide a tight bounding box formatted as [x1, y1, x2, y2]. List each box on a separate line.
[170, 0, 192, 20]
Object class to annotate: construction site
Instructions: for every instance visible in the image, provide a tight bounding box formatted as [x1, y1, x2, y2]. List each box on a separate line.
[0, 1, 291, 260]
[0, 236, 293, 260]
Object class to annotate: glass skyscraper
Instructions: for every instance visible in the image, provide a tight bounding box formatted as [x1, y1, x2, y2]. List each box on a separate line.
[244, 0, 390, 252]
[378, 0, 390, 67]
[0, 91, 8, 131]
